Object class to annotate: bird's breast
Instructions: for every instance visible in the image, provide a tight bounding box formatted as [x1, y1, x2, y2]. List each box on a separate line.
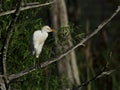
[33, 30, 48, 44]
[39, 32, 48, 43]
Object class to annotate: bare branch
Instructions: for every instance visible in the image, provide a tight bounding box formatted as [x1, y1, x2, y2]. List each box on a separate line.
[8, 6, 120, 82]
[1, 0, 22, 83]
[0, 75, 4, 78]
[71, 52, 116, 90]
[72, 65, 120, 90]
[23, 2, 40, 6]
[0, 1, 55, 17]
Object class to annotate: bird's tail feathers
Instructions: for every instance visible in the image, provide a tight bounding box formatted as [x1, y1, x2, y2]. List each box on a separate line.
[36, 55, 39, 58]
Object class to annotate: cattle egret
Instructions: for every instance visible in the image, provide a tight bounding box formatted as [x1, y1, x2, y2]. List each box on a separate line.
[31, 26, 55, 58]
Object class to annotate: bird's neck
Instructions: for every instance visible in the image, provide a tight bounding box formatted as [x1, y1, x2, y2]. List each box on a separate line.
[42, 29, 47, 33]
[41, 30, 48, 36]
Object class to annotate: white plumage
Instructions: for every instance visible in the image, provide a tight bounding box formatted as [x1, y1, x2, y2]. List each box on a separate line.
[31, 26, 55, 58]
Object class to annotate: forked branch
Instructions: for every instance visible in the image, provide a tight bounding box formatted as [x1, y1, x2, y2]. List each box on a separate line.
[72, 65, 120, 90]
[1, 0, 22, 83]
[0, 1, 55, 16]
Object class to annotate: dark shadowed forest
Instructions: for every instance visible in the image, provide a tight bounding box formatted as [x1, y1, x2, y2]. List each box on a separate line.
[0, 0, 120, 90]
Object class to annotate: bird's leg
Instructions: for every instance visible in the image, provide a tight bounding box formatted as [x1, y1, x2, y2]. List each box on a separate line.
[35, 58, 41, 68]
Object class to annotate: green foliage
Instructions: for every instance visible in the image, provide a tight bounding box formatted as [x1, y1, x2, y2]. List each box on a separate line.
[56, 25, 85, 47]
[6, 14, 60, 89]
[0, 0, 60, 89]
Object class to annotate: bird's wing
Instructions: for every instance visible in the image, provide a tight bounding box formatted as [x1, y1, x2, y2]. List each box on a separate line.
[31, 30, 42, 54]
[33, 30, 49, 48]
[32, 30, 48, 57]
[33, 30, 43, 45]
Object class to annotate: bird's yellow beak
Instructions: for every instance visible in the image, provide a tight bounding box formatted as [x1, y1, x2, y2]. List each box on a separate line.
[50, 29, 56, 32]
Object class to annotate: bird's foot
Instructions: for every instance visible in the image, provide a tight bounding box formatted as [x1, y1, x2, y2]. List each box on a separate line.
[35, 58, 41, 68]
[35, 63, 41, 69]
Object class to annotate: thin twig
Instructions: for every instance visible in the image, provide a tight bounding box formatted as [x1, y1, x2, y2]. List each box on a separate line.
[0, 1, 55, 17]
[8, 6, 120, 82]
[0, 75, 4, 77]
[1, 0, 22, 84]
[72, 66, 120, 90]
[71, 52, 114, 90]
[23, 2, 40, 6]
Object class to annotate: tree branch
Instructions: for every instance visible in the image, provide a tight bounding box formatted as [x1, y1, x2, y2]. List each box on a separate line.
[8, 6, 120, 82]
[1, 0, 22, 83]
[0, 1, 55, 17]
[72, 65, 120, 90]
[71, 52, 115, 90]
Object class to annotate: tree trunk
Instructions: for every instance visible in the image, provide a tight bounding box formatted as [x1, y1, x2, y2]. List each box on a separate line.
[51, 0, 80, 89]
[84, 18, 93, 90]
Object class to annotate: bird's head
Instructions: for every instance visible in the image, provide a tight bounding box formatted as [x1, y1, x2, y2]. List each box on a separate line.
[42, 26, 55, 32]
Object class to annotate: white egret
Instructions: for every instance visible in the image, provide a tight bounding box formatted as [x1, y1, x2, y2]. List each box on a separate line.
[31, 25, 55, 58]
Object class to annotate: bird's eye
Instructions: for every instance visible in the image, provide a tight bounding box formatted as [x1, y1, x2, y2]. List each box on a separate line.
[47, 28, 50, 30]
